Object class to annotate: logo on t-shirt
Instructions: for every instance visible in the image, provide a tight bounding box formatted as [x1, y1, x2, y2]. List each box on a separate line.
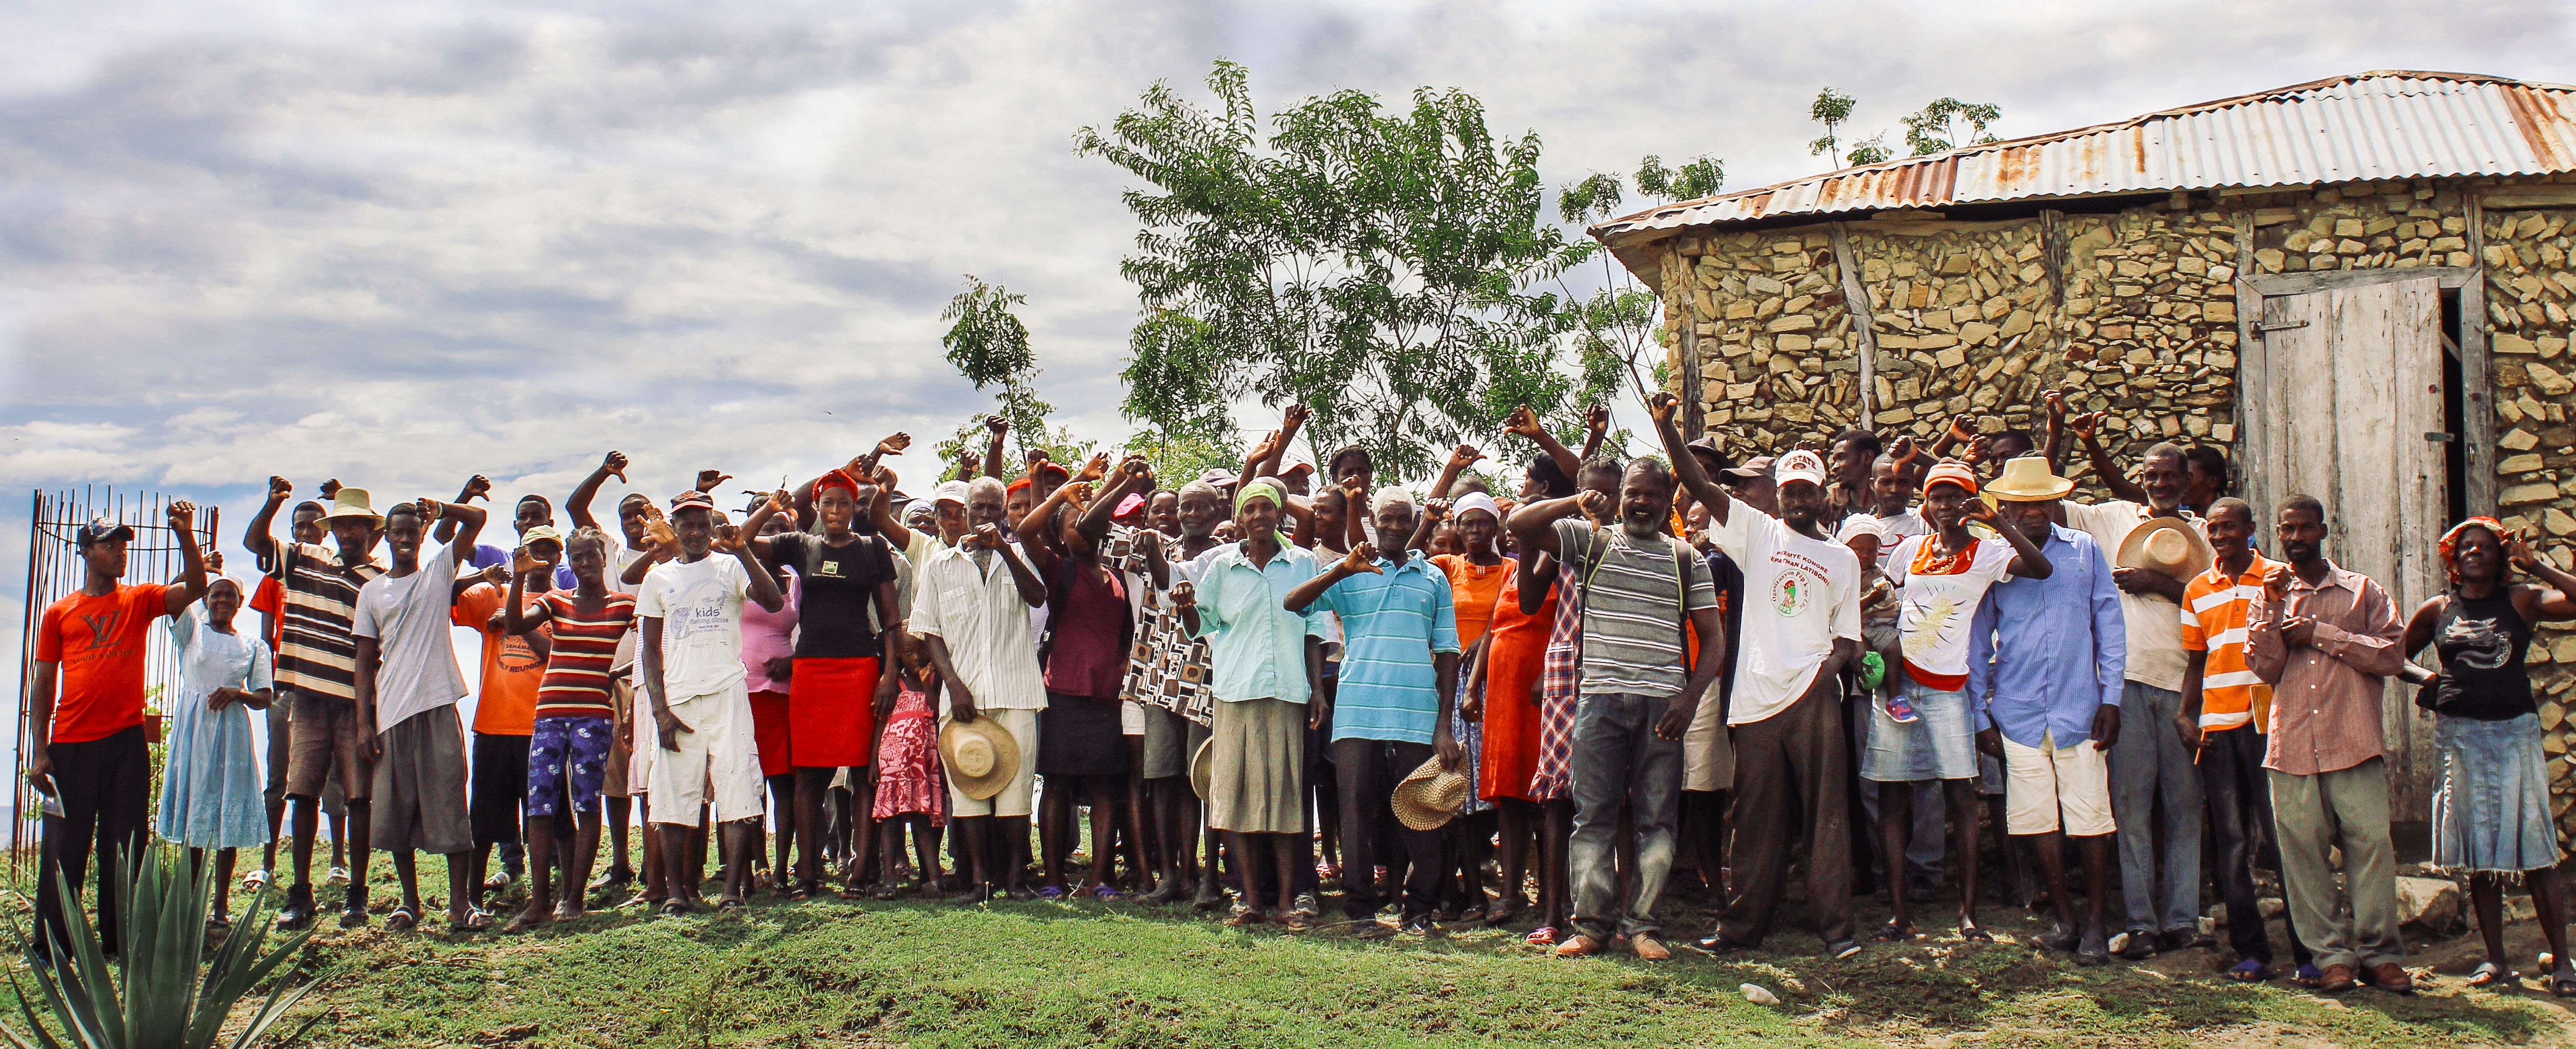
[1770, 569, 1816, 618]
[77, 610, 128, 653]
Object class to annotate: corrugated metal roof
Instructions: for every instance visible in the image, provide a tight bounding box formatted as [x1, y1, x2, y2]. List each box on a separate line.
[1592, 71, 2576, 245]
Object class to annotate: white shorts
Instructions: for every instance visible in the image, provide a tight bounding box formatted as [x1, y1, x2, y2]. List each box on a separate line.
[1121, 698, 1147, 737]
[942, 707, 1040, 819]
[2002, 730, 2116, 837]
[647, 682, 765, 826]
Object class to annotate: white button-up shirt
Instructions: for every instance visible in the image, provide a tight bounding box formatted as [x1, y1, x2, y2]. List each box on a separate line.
[907, 542, 1048, 711]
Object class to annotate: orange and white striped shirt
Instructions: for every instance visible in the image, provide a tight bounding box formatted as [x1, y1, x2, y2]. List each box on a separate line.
[2179, 555, 2276, 733]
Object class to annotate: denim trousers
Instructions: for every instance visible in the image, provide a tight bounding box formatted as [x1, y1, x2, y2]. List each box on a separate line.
[2109, 681, 2202, 934]
[1568, 692, 1683, 940]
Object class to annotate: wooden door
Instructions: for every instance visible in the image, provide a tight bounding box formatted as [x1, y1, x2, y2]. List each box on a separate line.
[2240, 276, 2446, 816]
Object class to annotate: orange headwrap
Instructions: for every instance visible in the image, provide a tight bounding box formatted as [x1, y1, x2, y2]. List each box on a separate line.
[2438, 516, 2508, 582]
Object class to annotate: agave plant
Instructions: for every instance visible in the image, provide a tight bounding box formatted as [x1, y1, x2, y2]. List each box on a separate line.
[4, 843, 323, 1048]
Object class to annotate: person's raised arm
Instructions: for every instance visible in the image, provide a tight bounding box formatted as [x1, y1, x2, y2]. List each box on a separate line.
[1508, 493, 1590, 560]
[741, 490, 792, 560]
[246, 475, 292, 568]
[1078, 457, 1151, 543]
[1648, 392, 1729, 524]
[715, 519, 786, 613]
[2041, 391, 2072, 478]
[1517, 549, 1555, 614]
[1966, 500, 2052, 580]
[2508, 531, 2576, 621]
[1928, 414, 1976, 462]
[1015, 452, 1107, 538]
[1404, 499, 1447, 554]
[2070, 411, 2150, 505]
[982, 416, 1010, 482]
[1577, 402, 1610, 463]
[434, 474, 491, 545]
[1505, 406, 1582, 485]
[1427, 445, 1484, 502]
[1285, 541, 1379, 613]
[416, 494, 487, 568]
[1338, 475, 1369, 553]
[503, 548, 556, 637]
[161, 500, 210, 617]
[567, 451, 629, 532]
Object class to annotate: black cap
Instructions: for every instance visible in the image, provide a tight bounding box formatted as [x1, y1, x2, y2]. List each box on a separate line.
[75, 518, 135, 549]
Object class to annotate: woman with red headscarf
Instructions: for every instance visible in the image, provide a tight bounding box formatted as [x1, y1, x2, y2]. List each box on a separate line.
[743, 470, 902, 898]
[2402, 518, 2576, 994]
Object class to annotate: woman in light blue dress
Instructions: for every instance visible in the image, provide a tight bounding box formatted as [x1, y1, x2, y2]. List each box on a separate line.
[158, 575, 273, 927]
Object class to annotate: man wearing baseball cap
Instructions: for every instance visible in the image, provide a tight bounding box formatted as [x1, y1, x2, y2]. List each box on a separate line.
[1663, 409, 1866, 961]
[29, 503, 208, 958]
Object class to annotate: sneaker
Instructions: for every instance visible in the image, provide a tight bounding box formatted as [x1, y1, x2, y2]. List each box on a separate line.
[1293, 893, 1322, 919]
[2156, 926, 2204, 955]
[2073, 928, 2111, 967]
[1883, 694, 1919, 724]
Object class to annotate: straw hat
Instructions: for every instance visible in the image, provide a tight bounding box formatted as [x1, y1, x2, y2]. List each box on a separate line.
[937, 717, 1023, 800]
[1188, 737, 1214, 800]
[1983, 455, 2075, 503]
[323, 488, 383, 526]
[1390, 756, 1471, 831]
[2116, 517, 2216, 597]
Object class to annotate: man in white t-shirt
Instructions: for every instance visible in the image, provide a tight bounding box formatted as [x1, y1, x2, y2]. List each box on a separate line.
[1667, 429, 1865, 961]
[1861, 460, 2051, 944]
[636, 489, 787, 915]
[353, 495, 496, 932]
[2046, 395, 2209, 959]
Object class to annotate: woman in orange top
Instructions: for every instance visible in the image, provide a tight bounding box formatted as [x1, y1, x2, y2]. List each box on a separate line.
[1430, 492, 1515, 920]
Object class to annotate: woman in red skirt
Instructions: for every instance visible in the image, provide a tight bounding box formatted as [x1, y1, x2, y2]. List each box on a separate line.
[744, 470, 902, 898]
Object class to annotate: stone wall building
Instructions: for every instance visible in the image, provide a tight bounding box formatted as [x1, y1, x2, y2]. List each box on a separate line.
[1591, 70, 2576, 835]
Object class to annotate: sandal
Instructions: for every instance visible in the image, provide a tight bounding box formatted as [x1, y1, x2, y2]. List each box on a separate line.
[1525, 925, 1560, 947]
[1959, 924, 1994, 943]
[448, 909, 495, 934]
[715, 897, 748, 914]
[658, 899, 695, 918]
[1868, 920, 1915, 942]
[2290, 965, 2324, 989]
[384, 907, 419, 932]
[1091, 884, 1122, 901]
[2467, 962, 2513, 988]
[2551, 965, 2576, 997]
[1225, 906, 1267, 927]
[2227, 959, 2271, 983]
[1037, 886, 1065, 900]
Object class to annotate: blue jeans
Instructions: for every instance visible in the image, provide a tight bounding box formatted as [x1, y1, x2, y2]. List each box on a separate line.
[2110, 681, 2202, 934]
[1569, 692, 1683, 939]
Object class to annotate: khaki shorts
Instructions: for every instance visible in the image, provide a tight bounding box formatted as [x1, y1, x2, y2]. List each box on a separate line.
[285, 691, 373, 801]
[2002, 730, 2116, 837]
[370, 705, 473, 855]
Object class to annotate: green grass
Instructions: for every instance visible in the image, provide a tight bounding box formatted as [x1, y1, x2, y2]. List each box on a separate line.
[4, 852, 2570, 1048]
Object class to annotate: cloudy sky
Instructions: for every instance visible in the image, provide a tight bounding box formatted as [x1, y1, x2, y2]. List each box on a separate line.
[3, 0, 2570, 749]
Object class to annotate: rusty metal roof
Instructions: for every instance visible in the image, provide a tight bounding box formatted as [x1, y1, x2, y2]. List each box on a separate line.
[1592, 71, 2576, 246]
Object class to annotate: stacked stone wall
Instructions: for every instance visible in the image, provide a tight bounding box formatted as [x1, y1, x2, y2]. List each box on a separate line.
[2480, 197, 2576, 830]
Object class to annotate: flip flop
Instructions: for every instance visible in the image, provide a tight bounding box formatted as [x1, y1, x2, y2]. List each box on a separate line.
[2467, 962, 2512, 988]
[2289, 965, 2324, 989]
[1525, 925, 1560, 947]
[1959, 924, 1994, 943]
[715, 897, 748, 914]
[2551, 966, 2576, 998]
[1037, 886, 1066, 900]
[241, 869, 270, 891]
[1868, 920, 1915, 942]
[448, 909, 495, 934]
[384, 907, 419, 932]
[1091, 885, 1122, 901]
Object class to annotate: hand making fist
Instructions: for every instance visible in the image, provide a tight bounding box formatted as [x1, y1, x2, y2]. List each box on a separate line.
[166, 499, 197, 534]
[1341, 541, 1382, 575]
[461, 474, 493, 502]
[877, 433, 912, 458]
[1505, 405, 1545, 440]
[1576, 489, 1613, 522]
[266, 475, 293, 502]
[1647, 391, 1681, 425]
[1167, 581, 1197, 608]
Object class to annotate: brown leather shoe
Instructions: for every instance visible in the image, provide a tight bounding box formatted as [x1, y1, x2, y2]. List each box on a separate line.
[2318, 963, 2359, 992]
[2366, 962, 2415, 993]
[1631, 934, 1672, 961]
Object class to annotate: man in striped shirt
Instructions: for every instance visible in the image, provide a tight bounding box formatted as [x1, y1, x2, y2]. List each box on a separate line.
[1284, 492, 1462, 938]
[2178, 497, 2308, 981]
[244, 477, 387, 931]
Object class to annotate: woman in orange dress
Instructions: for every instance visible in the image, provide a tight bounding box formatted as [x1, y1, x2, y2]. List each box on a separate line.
[1434, 492, 1515, 920]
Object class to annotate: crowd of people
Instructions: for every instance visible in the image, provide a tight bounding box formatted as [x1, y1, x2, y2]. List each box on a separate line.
[26, 390, 2576, 996]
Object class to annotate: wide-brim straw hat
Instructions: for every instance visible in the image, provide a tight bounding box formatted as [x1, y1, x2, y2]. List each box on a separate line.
[937, 717, 1022, 801]
[1189, 737, 1214, 800]
[2117, 516, 2216, 597]
[1391, 756, 1470, 831]
[323, 488, 383, 526]
[1983, 455, 2075, 503]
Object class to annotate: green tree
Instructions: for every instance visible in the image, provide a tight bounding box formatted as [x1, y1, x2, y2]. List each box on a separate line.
[1077, 60, 1587, 481]
[1846, 131, 1892, 166]
[934, 276, 1089, 469]
[1553, 154, 1726, 452]
[1902, 97, 2003, 156]
[1807, 87, 1856, 167]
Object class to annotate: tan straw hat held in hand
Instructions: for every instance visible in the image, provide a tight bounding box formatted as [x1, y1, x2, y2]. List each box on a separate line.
[2116, 517, 2216, 600]
[938, 717, 1023, 801]
[1390, 756, 1471, 831]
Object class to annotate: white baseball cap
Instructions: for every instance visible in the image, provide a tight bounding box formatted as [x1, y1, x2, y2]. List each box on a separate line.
[1774, 449, 1829, 490]
[932, 480, 971, 506]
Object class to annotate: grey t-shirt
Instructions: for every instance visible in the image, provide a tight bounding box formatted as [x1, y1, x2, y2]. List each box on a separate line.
[352, 543, 470, 731]
[1553, 518, 1719, 696]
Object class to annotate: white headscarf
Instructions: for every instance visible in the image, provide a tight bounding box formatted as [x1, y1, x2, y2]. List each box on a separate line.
[1452, 491, 1502, 524]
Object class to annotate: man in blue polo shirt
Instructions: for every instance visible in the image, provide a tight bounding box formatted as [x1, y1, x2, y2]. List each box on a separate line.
[1285, 491, 1461, 938]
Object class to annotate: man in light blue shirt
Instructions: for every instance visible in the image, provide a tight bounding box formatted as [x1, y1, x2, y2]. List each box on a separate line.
[1176, 479, 1328, 929]
[1286, 491, 1461, 936]
[1969, 458, 2126, 967]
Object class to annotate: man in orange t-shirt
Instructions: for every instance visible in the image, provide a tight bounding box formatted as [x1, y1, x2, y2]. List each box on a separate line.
[28, 504, 208, 958]
[453, 527, 560, 900]
[2177, 498, 2308, 981]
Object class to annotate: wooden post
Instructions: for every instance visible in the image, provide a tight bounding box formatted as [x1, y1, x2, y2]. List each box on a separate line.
[1828, 222, 1879, 424]
[2462, 189, 2496, 516]
[1677, 244, 1706, 437]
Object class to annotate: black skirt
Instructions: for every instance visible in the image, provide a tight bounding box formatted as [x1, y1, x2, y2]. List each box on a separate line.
[1037, 690, 1127, 776]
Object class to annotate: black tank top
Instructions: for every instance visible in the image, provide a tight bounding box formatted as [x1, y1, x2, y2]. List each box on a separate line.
[2428, 588, 2534, 720]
